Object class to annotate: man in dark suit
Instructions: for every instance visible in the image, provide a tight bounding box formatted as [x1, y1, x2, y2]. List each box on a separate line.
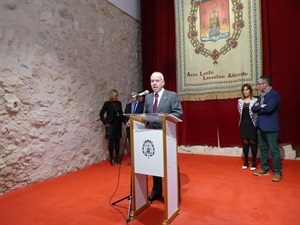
[251, 75, 282, 182]
[144, 72, 183, 201]
[123, 91, 144, 165]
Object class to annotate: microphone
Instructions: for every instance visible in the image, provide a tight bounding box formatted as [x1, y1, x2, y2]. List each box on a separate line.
[133, 90, 149, 97]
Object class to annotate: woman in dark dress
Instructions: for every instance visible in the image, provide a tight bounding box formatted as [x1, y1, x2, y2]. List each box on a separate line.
[99, 89, 123, 166]
[237, 84, 258, 170]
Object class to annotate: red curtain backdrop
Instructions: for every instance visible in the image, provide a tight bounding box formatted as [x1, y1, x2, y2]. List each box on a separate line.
[141, 0, 300, 147]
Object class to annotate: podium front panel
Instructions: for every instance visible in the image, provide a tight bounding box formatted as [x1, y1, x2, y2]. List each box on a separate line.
[134, 129, 164, 177]
[134, 173, 148, 210]
[165, 120, 179, 217]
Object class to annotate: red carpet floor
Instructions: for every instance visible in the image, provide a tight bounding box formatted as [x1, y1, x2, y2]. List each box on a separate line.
[0, 154, 299, 225]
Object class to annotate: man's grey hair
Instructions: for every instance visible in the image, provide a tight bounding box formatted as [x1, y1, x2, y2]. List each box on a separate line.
[260, 75, 272, 86]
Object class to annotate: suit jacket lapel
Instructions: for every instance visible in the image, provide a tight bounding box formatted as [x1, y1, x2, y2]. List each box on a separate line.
[157, 91, 167, 112]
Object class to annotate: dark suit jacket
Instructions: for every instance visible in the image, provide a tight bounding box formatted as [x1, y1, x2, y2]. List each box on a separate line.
[123, 101, 144, 125]
[251, 88, 280, 132]
[144, 89, 183, 129]
[99, 101, 123, 125]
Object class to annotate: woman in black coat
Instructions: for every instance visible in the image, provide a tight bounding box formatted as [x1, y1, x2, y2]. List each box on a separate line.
[99, 89, 123, 166]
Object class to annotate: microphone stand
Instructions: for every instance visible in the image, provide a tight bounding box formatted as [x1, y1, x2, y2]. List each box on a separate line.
[112, 95, 144, 221]
[112, 194, 132, 222]
[111, 116, 132, 222]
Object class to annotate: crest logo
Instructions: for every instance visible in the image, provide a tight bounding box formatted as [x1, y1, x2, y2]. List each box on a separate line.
[188, 0, 245, 64]
[199, 0, 230, 42]
[142, 140, 155, 159]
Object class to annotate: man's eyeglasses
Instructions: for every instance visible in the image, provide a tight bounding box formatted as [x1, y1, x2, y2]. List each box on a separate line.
[257, 82, 265, 85]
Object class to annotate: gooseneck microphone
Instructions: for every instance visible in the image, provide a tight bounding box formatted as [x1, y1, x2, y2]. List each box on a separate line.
[133, 90, 149, 97]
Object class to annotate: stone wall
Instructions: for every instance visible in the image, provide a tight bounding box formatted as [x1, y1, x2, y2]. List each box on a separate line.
[178, 144, 297, 159]
[0, 0, 142, 194]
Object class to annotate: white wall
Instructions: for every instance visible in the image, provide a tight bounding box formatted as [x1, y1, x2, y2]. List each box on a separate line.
[107, 0, 140, 21]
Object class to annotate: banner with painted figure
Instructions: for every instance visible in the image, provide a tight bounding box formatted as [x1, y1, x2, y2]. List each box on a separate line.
[175, 0, 262, 100]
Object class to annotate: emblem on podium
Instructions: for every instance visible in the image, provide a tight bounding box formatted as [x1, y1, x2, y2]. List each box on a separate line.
[142, 140, 155, 159]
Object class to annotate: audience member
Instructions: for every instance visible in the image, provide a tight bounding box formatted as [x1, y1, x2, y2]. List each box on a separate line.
[138, 95, 145, 103]
[251, 76, 282, 182]
[123, 91, 144, 165]
[237, 83, 258, 170]
[99, 89, 123, 166]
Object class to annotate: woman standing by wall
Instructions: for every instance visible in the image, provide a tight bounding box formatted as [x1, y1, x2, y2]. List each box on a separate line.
[238, 84, 258, 170]
[99, 89, 123, 166]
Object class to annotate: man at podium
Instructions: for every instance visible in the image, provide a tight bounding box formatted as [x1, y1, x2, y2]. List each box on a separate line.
[144, 71, 183, 201]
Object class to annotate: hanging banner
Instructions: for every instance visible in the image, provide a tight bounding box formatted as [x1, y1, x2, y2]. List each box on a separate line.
[175, 0, 262, 100]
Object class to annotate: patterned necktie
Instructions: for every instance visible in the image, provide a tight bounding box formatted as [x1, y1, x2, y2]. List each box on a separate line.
[153, 93, 159, 113]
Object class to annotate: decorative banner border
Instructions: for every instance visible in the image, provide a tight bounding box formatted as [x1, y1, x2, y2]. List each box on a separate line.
[175, 0, 262, 101]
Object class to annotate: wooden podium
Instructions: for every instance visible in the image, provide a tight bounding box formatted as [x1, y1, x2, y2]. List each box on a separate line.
[127, 113, 182, 225]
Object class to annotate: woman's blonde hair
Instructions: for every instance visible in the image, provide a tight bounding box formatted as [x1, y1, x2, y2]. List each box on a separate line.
[108, 89, 118, 101]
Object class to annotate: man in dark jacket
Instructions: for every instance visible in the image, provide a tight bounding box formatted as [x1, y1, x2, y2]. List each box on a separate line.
[251, 75, 282, 182]
[123, 91, 144, 165]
